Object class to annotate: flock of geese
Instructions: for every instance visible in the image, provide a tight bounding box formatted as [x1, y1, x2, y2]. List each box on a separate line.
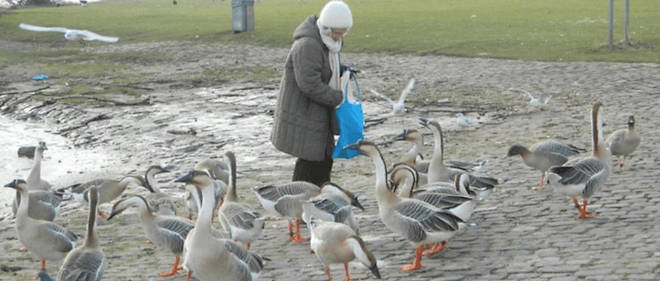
[4, 101, 640, 280]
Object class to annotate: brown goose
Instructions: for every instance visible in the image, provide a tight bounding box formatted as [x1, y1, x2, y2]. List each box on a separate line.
[606, 115, 640, 170]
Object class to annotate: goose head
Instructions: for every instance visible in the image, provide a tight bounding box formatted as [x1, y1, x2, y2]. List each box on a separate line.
[37, 141, 48, 152]
[627, 115, 635, 130]
[4, 179, 27, 192]
[507, 144, 530, 157]
[175, 170, 214, 189]
[388, 163, 418, 197]
[107, 194, 151, 220]
[343, 140, 378, 157]
[346, 236, 381, 279]
[321, 182, 364, 211]
[144, 165, 169, 192]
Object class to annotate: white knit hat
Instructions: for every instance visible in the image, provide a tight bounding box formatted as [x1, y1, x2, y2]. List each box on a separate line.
[318, 1, 353, 29]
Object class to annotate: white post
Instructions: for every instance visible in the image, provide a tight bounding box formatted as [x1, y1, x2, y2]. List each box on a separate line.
[608, 0, 614, 49]
[624, 0, 630, 44]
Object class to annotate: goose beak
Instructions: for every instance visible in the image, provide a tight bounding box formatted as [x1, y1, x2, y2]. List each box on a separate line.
[352, 197, 365, 211]
[174, 172, 194, 183]
[369, 263, 381, 279]
[106, 211, 119, 221]
[4, 180, 18, 188]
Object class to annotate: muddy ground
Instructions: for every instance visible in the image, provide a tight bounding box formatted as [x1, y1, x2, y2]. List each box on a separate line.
[1, 39, 659, 280]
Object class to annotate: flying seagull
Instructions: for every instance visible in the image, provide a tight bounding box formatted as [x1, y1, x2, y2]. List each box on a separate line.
[456, 112, 470, 127]
[509, 88, 551, 107]
[19, 23, 119, 43]
[368, 78, 415, 115]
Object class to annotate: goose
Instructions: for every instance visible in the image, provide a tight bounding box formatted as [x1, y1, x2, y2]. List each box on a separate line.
[390, 164, 479, 256]
[252, 181, 324, 243]
[4, 179, 77, 274]
[308, 217, 381, 281]
[193, 159, 230, 219]
[344, 140, 464, 272]
[546, 102, 610, 219]
[175, 170, 266, 281]
[217, 151, 265, 250]
[606, 115, 640, 171]
[107, 194, 193, 277]
[57, 186, 106, 281]
[302, 182, 364, 234]
[508, 140, 586, 189]
[143, 165, 178, 216]
[14, 190, 70, 222]
[419, 118, 499, 189]
[393, 129, 486, 174]
[13, 141, 52, 216]
[68, 176, 151, 218]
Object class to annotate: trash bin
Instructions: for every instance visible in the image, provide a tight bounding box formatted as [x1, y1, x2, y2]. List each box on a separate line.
[232, 0, 254, 33]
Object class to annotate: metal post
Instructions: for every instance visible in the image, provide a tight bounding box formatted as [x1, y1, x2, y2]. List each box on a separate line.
[608, 0, 614, 49]
[624, 0, 630, 45]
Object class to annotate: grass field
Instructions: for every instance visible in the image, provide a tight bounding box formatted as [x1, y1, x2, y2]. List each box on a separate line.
[0, 0, 659, 62]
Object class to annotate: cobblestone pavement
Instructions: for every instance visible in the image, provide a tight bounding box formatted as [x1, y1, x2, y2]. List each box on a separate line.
[1, 43, 659, 280]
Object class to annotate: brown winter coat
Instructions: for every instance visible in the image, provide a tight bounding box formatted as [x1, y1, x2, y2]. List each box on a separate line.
[270, 15, 343, 161]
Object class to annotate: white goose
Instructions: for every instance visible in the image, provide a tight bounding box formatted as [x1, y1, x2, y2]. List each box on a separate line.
[13, 141, 53, 218]
[252, 181, 323, 243]
[107, 195, 193, 277]
[143, 165, 178, 216]
[308, 217, 381, 281]
[547, 102, 610, 219]
[419, 118, 499, 189]
[57, 187, 106, 281]
[302, 182, 364, 234]
[27, 141, 52, 191]
[345, 140, 464, 272]
[217, 151, 265, 250]
[175, 170, 266, 281]
[5, 179, 77, 274]
[606, 115, 640, 171]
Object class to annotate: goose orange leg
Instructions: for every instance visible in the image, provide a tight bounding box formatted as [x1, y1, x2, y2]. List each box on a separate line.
[324, 266, 333, 281]
[97, 210, 108, 219]
[422, 241, 446, 256]
[399, 245, 424, 272]
[343, 263, 353, 281]
[531, 172, 545, 190]
[577, 199, 593, 219]
[290, 219, 309, 243]
[158, 256, 183, 277]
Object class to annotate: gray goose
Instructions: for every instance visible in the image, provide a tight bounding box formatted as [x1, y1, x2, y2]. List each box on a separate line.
[508, 139, 586, 189]
[302, 182, 364, 235]
[547, 102, 610, 219]
[5, 179, 77, 274]
[57, 187, 106, 281]
[345, 140, 464, 272]
[68, 176, 151, 218]
[606, 115, 640, 170]
[13, 141, 53, 217]
[217, 151, 265, 250]
[143, 165, 178, 216]
[107, 194, 193, 277]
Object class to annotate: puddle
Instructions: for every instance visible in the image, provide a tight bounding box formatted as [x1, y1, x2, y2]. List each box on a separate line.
[0, 115, 122, 219]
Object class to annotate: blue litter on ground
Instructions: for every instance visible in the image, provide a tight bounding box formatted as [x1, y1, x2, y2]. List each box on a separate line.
[32, 75, 49, 81]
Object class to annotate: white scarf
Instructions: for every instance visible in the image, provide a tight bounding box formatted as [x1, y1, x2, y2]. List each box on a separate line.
[317, 20, 342, 91]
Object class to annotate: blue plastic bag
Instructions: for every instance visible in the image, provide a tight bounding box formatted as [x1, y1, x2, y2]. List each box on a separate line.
[32, 75, 49, 81]
[332, 71, 364, 159]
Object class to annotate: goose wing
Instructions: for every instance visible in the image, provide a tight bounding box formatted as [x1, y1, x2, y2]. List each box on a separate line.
[393, 200, 461, 242]
[19, 23, 69, 33]
[58, 250, 106, 281]
[549, 157, 608, 198]
[309, 198, 351, 223]
[413, 192, 472, 210]
[534, 140, 586, 157]
[222, 203, 261, 230]
[254, 182, 318, 202]
[447, 169, 498, 188]
[534, 150, 569, 167]
[155, 218, 193, 253]
[224, 240, 265, 274]
[40, 223, 78, 253]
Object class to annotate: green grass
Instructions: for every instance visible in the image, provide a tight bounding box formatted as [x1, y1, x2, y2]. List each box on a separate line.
[0, 0, 658, 62]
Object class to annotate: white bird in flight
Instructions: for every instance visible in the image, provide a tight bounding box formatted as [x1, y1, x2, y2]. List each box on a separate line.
[368, 78, 415, 115]
[19, 23, 119, 43]
[509, 88, 551, 107]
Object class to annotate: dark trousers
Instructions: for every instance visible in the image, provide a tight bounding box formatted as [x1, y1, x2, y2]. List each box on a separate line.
[292, 156, 333, 186]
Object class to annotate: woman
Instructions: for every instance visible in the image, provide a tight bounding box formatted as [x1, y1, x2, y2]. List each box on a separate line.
[271, 1, 353, 186]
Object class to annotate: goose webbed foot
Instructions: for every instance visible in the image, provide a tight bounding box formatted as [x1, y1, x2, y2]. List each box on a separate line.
[422, 241, 446, 256]
[399, 246, 424, 272]
[158, 256, 183, 277]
